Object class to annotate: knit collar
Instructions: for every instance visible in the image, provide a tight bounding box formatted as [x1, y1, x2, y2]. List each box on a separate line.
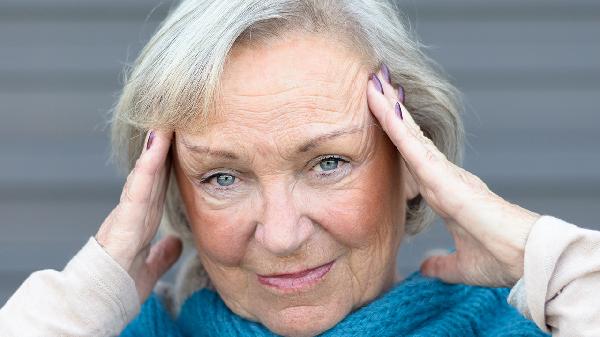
[168, 271, 548, 337]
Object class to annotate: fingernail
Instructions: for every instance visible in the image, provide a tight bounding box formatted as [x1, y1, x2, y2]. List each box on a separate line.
[381, 63, 391, 84]
[423, 248, 451, 260]
[398, 84, 405, 103]
[395, 102, 403, 120]
[370, 73, 384, 94]
[147, 130, 155, 150]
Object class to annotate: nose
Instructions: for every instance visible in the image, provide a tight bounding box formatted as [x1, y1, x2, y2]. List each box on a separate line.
[254, 181, 314, 256]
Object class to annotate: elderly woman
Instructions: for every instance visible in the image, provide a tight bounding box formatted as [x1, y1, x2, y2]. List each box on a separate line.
[2, 0, 600, 336]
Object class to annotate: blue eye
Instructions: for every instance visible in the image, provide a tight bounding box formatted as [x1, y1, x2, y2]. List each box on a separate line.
[319, 158, 340, 171]
[196, 170, 240, 196]
[215, 174, 235, 186]
[310, 155, 351, 182]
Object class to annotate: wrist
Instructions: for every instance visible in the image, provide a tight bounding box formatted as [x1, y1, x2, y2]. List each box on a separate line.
[502, 201, 541, 282]
[94, 233, 138, 276]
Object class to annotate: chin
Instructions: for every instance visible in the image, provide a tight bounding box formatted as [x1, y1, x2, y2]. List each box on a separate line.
[261, 304, 350, 337]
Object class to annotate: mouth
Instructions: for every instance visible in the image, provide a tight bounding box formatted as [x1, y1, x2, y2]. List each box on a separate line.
[256, 260, 335, 293]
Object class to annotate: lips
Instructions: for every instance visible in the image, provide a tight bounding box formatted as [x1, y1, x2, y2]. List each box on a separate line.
[257, 260, 335, 291]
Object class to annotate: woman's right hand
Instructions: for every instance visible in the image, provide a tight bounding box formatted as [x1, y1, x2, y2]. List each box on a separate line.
[94, 130, 182, 302]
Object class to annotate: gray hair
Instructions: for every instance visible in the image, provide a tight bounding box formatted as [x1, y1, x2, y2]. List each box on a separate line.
[109, 0, 464, 245]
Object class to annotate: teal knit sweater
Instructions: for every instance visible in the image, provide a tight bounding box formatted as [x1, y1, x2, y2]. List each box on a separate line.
[120, 271, 550, 336]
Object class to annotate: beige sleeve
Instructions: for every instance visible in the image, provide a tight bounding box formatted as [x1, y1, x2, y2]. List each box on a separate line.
[0, 237, 140, 337]
[507, 215, 600, 336]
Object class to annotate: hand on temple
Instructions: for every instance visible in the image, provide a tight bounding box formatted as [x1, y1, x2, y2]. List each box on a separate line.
[95, 130, 182, 301]
[367, 67, 540, 287]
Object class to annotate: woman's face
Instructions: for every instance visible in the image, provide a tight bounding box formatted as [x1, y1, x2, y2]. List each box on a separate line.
[173, 32, 415, 337]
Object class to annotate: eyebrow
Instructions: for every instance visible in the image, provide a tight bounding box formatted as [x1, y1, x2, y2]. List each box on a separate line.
[297, 126, 364, 153]
[180, 143, 240, 160]
[180, 126, 365, 160]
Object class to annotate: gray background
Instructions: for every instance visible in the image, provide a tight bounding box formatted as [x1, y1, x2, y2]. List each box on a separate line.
[1, 0, 599, 305]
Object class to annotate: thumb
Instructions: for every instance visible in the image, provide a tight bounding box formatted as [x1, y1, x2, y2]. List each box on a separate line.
[137, 236, 183, 300]
[146, 235, 183, 278]
[419, 252, 464, 284]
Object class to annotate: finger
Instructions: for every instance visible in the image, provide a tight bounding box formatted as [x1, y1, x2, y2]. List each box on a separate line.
[419, 253, 464, 284]
[119, 130, 173, 223]
[143, 152, 172, 227]
[421, 248, 452, 262]
[120, 130, 172, 204]
[146, 236, 182, 278]
[367, 76, 450, 192]
[375, 63, 403, 105]
[137, 236, 183, 300]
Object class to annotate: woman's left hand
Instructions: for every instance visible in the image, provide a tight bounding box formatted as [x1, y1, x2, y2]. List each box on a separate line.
[366, 67, 541, 287]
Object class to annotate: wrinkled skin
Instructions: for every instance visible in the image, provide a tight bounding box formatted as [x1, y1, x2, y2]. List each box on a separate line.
[172, 32, 418, 336]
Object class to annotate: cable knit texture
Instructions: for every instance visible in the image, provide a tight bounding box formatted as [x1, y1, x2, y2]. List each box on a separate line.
[120, 271, 549, 337]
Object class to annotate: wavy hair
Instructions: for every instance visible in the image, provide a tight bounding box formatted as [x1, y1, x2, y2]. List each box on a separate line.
[109, 0, 464, 246]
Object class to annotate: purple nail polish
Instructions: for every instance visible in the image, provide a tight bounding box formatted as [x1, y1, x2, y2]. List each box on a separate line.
[395, 102, 403, 120]
[147, 131, 155, 150]
[370, 73, 384, 94]
[381, 63, 391, 84]
[398, 84, 405, 103]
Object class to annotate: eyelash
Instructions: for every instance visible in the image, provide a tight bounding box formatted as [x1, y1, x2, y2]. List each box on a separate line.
[309, 155, 351, 179]
[196, 155, 352, 191]
[198, 169, 239, 190]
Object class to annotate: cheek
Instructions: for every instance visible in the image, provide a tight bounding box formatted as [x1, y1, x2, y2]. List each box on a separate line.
[176, 172, 254, 266]
[193, 205, 253, 266]
[306, 157, 401, 248]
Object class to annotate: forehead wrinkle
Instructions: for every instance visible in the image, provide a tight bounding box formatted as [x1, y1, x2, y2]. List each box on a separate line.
[216, 51, 367, 127]
[215, 74, 368, 149]
[219, 82, 345, 126]
[224, 76, 340, 99]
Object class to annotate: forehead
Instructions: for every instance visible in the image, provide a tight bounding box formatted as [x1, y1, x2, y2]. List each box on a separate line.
[181, 32, 373, 148]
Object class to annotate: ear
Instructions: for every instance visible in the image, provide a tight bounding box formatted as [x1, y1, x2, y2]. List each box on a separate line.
[401, 159, 419, 201]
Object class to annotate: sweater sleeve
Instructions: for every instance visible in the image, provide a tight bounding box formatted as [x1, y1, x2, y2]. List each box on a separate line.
[0, 237, 140, 337]
[507, 215, 600, 336]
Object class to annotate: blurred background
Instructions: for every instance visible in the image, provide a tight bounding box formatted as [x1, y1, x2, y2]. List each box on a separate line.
[1, 0, 599, 304]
